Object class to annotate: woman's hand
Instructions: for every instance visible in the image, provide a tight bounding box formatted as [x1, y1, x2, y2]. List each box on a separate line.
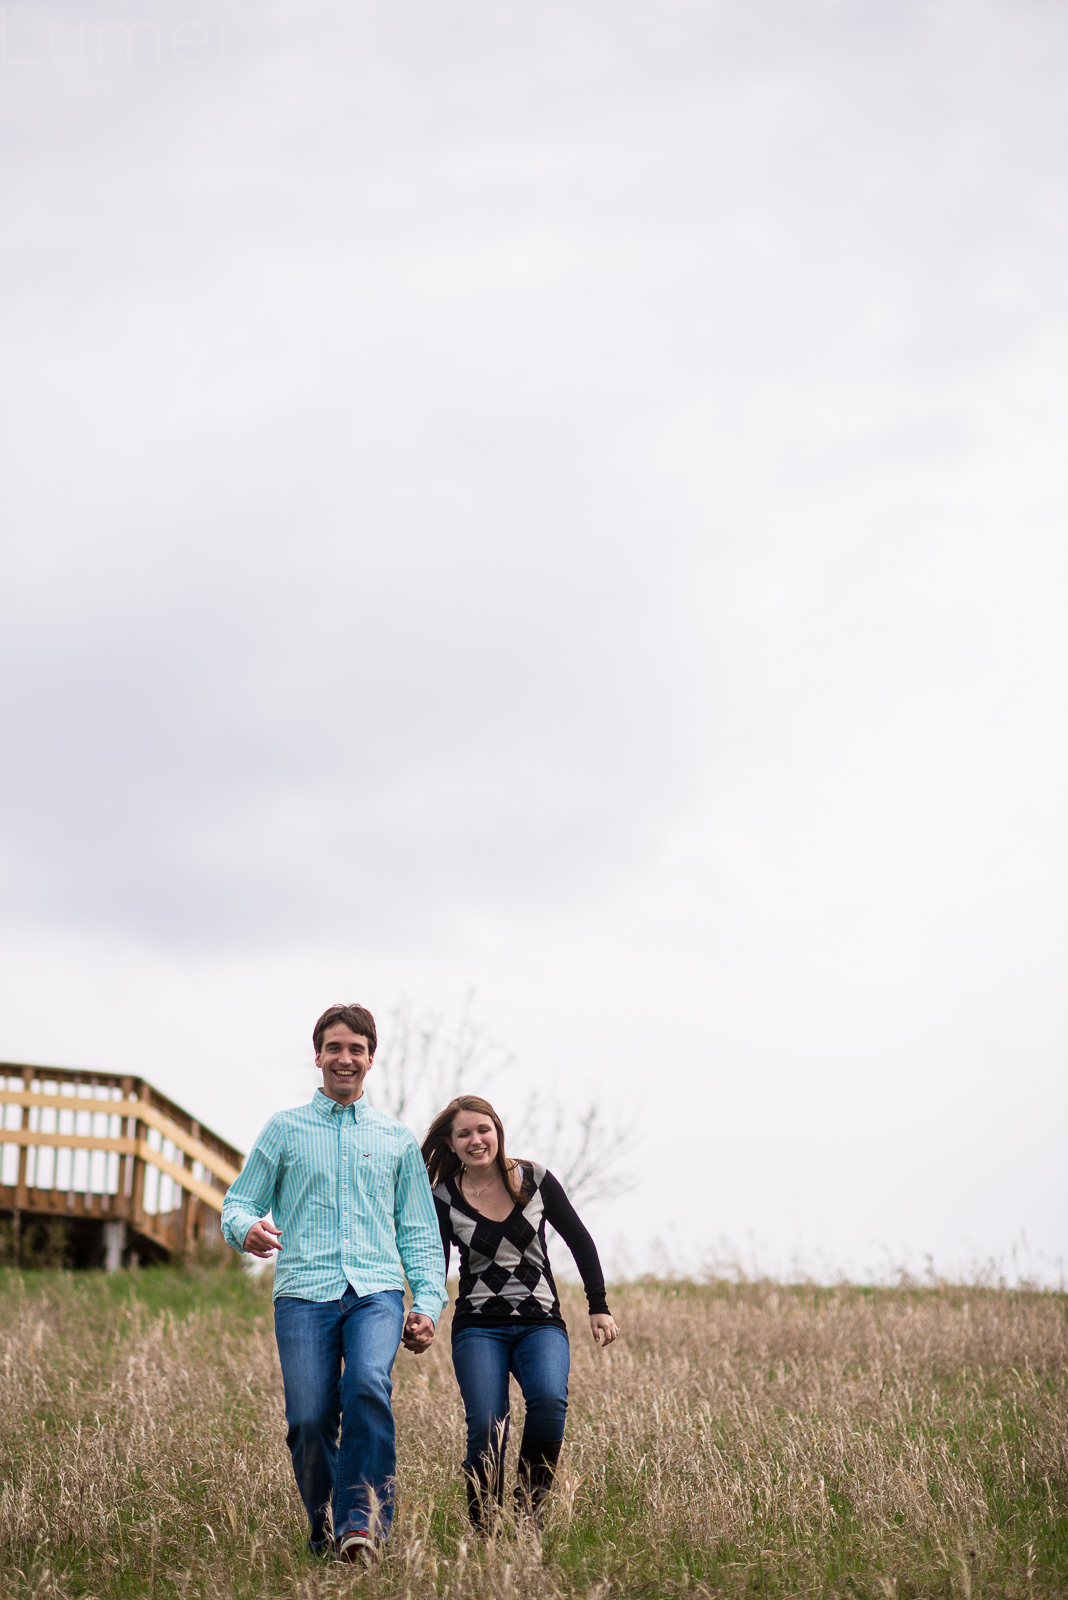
[590, 1313, 619, 1347]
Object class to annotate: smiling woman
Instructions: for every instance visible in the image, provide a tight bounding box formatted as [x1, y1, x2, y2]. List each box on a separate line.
[421, 1094, 618, 1536]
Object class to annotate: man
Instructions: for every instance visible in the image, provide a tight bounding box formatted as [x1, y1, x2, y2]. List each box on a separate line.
[221, 1002, 446, 1564]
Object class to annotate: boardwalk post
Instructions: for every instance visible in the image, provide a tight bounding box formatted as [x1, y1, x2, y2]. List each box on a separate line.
[13, 1065, 32, 1264]
[131, 1082, 149, 1235]
[120, 1076, 135, 1223]
[104, 1218, 126, 1271]
[181, 1122, 199, 1252]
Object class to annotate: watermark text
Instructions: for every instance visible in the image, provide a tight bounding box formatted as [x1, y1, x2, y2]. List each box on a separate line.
[1, 6, 256, 66]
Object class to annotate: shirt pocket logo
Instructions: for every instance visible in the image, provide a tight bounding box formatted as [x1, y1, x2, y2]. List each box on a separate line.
[357, 1151, 395, 1191]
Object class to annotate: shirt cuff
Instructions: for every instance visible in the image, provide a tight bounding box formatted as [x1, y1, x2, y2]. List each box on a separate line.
[410, 1294, 446, 1325]
[222, 1209, 262, 1252]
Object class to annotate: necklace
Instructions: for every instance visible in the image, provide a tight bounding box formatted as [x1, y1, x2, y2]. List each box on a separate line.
[463, 1165, 497, 1198]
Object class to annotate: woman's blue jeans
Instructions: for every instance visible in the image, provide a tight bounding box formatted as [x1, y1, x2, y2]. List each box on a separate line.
[274, 1288, 404, 1548]
[451, 1323, 570, 1474]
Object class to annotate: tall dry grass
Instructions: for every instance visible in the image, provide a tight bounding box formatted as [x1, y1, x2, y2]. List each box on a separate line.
[0, 1269, 1064, 1599]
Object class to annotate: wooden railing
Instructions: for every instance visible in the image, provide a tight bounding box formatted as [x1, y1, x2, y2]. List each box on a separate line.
[0, 1062, 244, 1260]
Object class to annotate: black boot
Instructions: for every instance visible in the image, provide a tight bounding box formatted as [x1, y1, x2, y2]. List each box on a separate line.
[464, 1451, 505, 1535]
[514, 1432, 563, 1529]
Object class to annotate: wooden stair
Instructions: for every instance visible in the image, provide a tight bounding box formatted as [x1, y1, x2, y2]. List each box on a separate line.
[0, 1062, 244, 1268]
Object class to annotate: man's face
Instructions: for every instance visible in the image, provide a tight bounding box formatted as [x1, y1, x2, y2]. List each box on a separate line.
[315, 1021, 374, 1105]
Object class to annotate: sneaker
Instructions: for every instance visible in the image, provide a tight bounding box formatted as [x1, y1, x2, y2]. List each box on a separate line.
[338, 1530, 377, 1566]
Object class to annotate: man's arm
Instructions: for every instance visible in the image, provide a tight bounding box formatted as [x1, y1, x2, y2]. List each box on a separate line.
[220, 1118, 285, 1256]
[242, 1219, 283, 1258]
[393, 1135, 447, 1348]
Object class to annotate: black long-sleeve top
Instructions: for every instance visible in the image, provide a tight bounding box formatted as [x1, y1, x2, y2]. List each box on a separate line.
[432, 1161, 610, 1337]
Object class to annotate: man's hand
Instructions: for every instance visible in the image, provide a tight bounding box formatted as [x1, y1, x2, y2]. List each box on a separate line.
[590, 1313, 619, 1347]
[402, 1312, 435, 1354]
[243, 1221, 283, 1258]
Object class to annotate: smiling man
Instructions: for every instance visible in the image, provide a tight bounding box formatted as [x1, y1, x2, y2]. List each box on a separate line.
[221, 1003, 446, 1565]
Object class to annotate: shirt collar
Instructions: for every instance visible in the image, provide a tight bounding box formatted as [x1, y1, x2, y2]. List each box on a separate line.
[312, 1087, 367, 1118]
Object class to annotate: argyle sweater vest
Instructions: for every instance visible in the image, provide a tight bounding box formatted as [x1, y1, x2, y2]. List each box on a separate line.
[433, 1161, 610, 1337]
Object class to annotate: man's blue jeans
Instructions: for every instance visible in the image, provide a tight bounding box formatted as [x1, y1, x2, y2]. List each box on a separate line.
[451, 1323, 570, 1472]
[274, 1287, 404, 1548]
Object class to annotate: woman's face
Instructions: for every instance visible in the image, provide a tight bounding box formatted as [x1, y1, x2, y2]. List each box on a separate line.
[448, 1107, 500, 1172]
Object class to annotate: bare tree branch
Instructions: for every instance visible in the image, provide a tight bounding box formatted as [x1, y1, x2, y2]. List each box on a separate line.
[370, 991, 513, 1128]
[509, 1095, 635, 1207]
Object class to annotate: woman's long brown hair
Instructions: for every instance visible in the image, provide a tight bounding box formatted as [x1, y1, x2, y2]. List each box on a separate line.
[421, 1095, 525, 1205]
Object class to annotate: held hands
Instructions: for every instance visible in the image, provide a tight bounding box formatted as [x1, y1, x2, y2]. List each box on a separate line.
[402, 1312, 435, 1354]
[590, 1313, 619, 1347]
[243, 1221, 283, 1258]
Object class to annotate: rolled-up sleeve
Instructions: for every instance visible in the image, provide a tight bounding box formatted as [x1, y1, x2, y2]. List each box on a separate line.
[221, 1117, 284, 1253]
[393, 1137, 447, 1322]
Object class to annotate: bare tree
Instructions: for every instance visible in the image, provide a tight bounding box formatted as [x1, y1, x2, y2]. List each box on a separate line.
[371, 994, 634, 1207]
[371, 992, 513, 1125]
[509, 1097, 634, 1207]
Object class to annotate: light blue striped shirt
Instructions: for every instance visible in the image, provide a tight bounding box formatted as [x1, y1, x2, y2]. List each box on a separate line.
[221, 1090, 446, 1320]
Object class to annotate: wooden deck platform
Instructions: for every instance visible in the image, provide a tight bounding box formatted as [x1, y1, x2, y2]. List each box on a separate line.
[0, 1062, 244, 1268]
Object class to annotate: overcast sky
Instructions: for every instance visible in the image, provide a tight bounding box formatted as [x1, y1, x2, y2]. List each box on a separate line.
[2, 0, 1065, 1284]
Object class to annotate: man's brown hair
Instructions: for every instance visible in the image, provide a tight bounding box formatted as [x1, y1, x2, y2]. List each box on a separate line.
[312, 1003, 378, 1058]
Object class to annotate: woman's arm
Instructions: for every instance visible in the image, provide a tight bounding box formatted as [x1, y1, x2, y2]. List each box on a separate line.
[540, 1169, 618, 1343]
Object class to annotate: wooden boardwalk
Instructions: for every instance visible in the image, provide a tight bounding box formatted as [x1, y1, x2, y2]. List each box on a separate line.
[0, 1062, 244, 1267]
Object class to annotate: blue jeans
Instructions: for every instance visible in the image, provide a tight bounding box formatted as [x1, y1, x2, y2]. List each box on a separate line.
[451, 1323, 570, 1473]
[274, 1288, 404, 1548]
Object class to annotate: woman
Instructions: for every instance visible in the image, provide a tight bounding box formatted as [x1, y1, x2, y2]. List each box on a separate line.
[422, 1095, 618, 1533]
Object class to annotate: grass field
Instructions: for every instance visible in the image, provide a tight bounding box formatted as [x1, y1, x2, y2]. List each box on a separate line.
[0, 1265, 1064, 1599]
